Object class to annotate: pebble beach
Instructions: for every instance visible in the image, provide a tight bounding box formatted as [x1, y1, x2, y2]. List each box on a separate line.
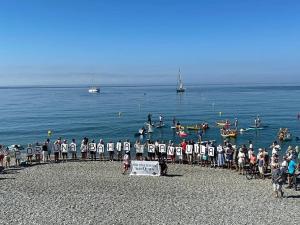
[0, 161, 299, 225]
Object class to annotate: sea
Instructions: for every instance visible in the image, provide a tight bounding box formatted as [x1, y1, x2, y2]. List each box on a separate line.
[0, 84, 299, 153]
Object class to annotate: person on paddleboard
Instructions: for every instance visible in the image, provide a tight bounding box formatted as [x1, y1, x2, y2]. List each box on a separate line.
[159, 114, 164, 126]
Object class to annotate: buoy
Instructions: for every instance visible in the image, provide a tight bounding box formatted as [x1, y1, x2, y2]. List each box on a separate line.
[48, 130, 52, 137]
[219, 112, 222, 116]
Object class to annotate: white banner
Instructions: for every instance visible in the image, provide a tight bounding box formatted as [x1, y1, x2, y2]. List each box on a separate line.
[176, 147, 182, 156]
[107, 143, 114, 152]
[148, 144, 155, 153]
[130, 160, 160, 176]
[208, 147, 215, 157]
[97, 143, 105, 153]
[186, 144, 193, 154]
[194, 144, 199, 154]
[167, 146, 175, 156]
[159, 144, 166, 153]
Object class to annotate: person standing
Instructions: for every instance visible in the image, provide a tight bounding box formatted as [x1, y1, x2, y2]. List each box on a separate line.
[14, 145, 21, 167]
[237, 148, 246, 175]
[42, 142, 48, 163]
[217, 144, 225, 168]
[147, 113, 152, 125]
[61, 140, 68, 162]
[122, 151, 131, 175]
[26, 144, 33, 165]
[70, 139, 77, 160]
[4, 147, 11, 168]
[271, 164, 285, 198]
[287, 158, 297, 188]
[46, 139, 53, 162]
[0, 145, 4, 167]
[53, 140, 60, 163]
[257, 149, 265, 179]
[234, 118, 238, 129]
[159, 114, 164, 126]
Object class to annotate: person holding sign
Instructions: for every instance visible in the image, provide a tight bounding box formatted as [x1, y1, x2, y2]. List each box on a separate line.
[14, 145, 21, 167]
[69, 139, 77, 160]
[97, 139, 105, 161]
[176, 145, 183, 164]
[61, 140, 68, 162]
[186, 142, 193, 165]
[89, 140, 97, 161]
[167, 141, 175, 164]
[107, 141, 115, 161]
[25, 144, 33, 165]
[116, 140, 122, 161]
[80, 137, 88, 160]
[35, 142, 42, 164]
[53, 140, 60, 163]
[147, 140, 155, 161]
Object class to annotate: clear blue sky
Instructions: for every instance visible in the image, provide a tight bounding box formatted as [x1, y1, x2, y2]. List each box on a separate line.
[0, 0, 300, 85]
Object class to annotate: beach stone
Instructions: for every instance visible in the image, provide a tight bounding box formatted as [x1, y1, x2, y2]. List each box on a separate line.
[0, 161, 299, 225]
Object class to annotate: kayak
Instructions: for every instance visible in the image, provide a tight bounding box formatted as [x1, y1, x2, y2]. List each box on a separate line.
[177, 131, 188, 138]
[187, 124, 209, 130]
[220, 129, 238, 138]
[216, 121, 230, 127]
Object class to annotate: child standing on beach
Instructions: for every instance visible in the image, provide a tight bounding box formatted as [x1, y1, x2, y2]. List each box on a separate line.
[122, 151, 131, 174]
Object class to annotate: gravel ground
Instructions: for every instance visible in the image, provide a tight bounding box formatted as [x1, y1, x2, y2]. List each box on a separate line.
[0, 161, 299, 225]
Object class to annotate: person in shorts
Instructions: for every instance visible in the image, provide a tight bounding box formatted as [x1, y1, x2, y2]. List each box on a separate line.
[14, 145, 21, 166]
[4, 147, 11, 168]
[272, 164, 285, 198]
[26, 144, 33, 165]
[237, 148, 246, 175]
[122, 151, 131, 174]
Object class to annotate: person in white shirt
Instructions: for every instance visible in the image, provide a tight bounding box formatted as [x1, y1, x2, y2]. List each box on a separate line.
[238, 148, 246, 175]
[69, 139, 77, 160]
[61, 140, 68, 162]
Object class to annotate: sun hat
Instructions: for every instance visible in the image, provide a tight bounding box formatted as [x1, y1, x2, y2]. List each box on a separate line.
[258, 148, 263, 152]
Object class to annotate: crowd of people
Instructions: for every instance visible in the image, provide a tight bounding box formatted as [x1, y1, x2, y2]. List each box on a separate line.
[0, 137, 299, 197]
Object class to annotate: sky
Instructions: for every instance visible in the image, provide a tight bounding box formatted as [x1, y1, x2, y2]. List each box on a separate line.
[0, 0, 300, 86]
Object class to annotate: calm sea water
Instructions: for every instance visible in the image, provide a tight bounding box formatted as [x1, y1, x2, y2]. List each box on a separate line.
[0, 85, 299, 152]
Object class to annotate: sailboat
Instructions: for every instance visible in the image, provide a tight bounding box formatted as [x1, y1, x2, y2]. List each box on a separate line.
[88, 76, 100, 93]
[88, 87, 100, 93]
[176, 68, 185, 93]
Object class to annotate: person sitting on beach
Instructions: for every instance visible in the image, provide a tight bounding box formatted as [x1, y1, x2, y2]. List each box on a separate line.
[271, 164, 285, 198]
[14, 145, 21, 167]
[122, 151, 131, 175]
[0, 145, 4, 167]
